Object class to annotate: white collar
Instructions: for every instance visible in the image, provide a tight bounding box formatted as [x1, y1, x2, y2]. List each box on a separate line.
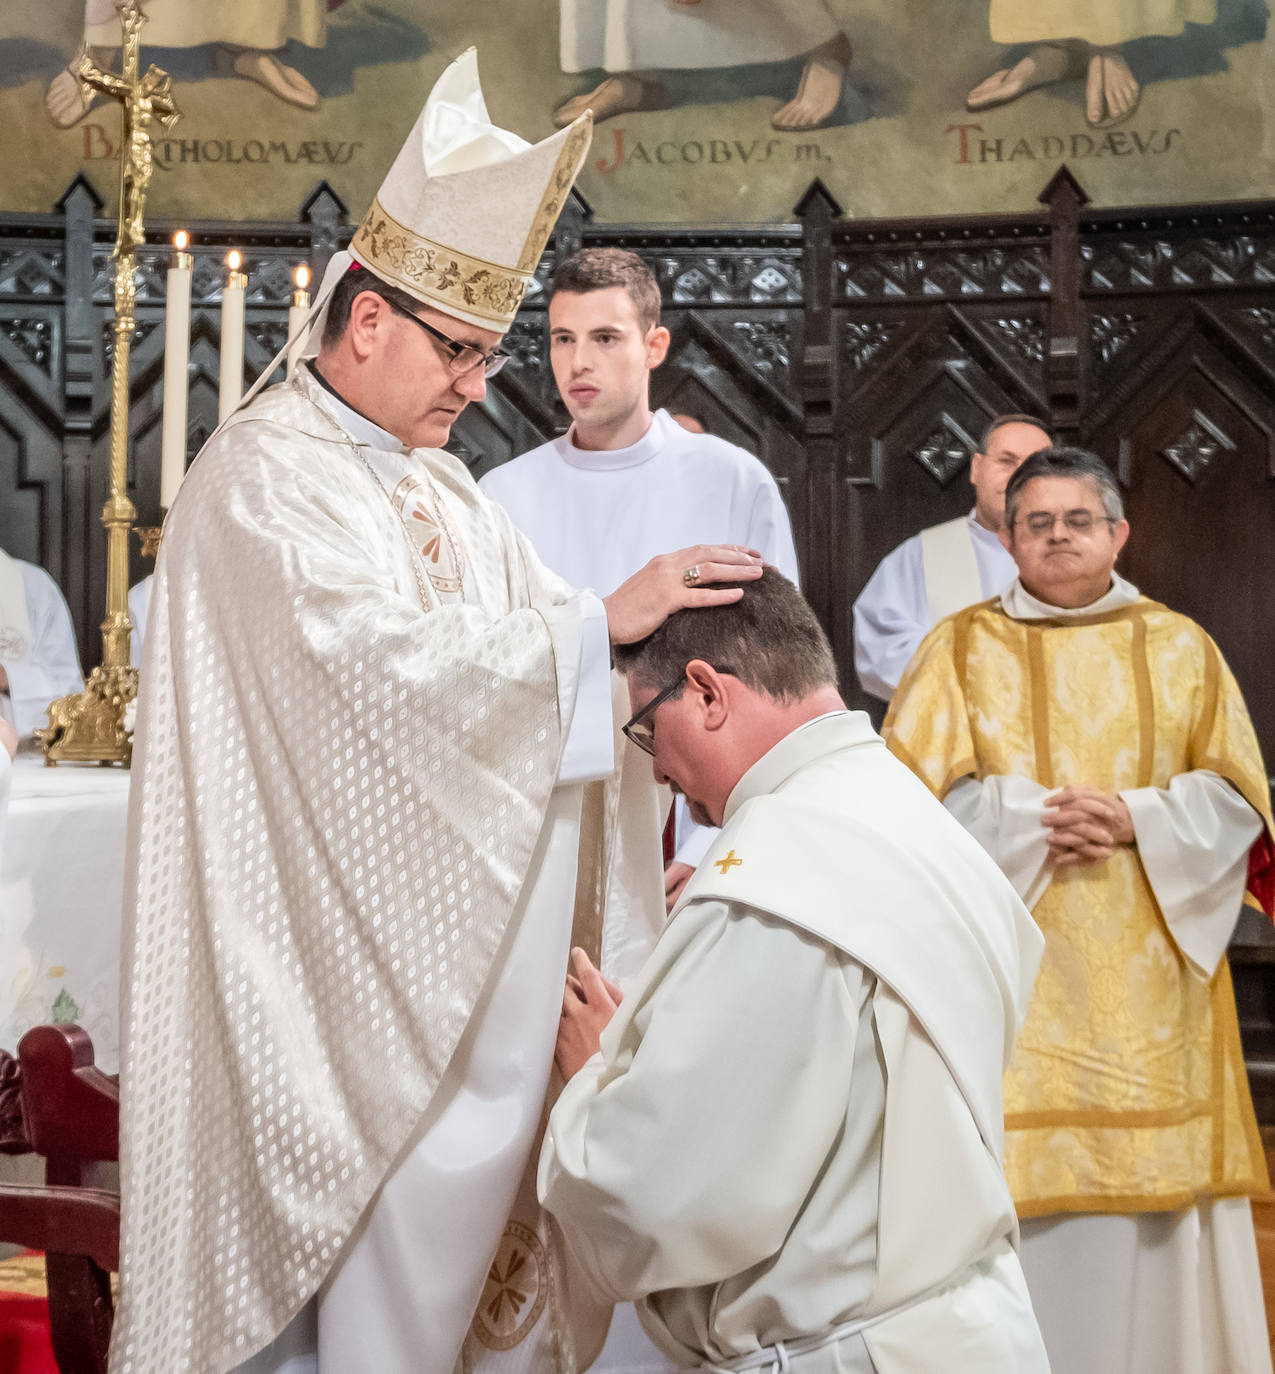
[308, 365, 409, 453]
[559, 408, 673, 472]
[723, 711, 879, 824]
[1000, 570, 1141, 620]
[967, 510, 1006, 547]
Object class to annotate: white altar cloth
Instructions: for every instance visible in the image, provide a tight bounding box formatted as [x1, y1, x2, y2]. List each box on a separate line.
[0, 750, 129, 1072]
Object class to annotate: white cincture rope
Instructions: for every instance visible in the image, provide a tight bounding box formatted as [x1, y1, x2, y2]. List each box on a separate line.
[694, 1256, 988, 1374]
[695, 1311, 870, 1374]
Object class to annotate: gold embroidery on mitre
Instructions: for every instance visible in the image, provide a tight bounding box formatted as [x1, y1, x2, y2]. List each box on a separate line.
[469, 1220, 549, 1351]
[516, 117, 593, 273]
[351, 199, 530, 326]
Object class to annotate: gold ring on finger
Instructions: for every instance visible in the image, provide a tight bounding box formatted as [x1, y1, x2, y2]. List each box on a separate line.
[683, 565, 702, 587]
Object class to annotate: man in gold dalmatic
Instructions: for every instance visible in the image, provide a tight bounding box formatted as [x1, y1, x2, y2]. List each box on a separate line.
[884, 445, 1275, 1374]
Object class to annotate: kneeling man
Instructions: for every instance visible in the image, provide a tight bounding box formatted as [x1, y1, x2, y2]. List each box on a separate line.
[538, 570, 1050, 1373]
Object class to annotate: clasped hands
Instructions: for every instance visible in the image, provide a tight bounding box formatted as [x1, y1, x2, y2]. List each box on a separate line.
[1043, 784, 1135, 868]
[555, 947, 623, 1082]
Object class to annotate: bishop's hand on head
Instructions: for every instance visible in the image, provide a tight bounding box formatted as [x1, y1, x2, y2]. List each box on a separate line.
[604, 543, 763, 645]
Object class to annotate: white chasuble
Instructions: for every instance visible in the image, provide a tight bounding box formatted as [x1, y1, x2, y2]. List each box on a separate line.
[112, 367, 614, 1374]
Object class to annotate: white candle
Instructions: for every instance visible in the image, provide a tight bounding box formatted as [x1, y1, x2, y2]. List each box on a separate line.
[159, 230, 192, 510]
[287, 263, 311, 375]
[218, 250, 247, 422]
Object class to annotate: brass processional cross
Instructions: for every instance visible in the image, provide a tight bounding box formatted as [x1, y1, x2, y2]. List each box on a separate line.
[39, 0, 178, 765]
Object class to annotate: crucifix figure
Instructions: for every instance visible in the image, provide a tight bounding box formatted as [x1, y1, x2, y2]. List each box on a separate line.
[39, 0, 179, 763]
[71, 0, 179, 259]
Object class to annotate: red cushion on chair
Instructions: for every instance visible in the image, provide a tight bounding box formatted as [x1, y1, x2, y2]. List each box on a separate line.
[0, 1292, 59, 1374]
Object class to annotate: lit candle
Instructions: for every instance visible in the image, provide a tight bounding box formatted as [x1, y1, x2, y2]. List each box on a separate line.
[287, 263, 311, 374]
[218, 249, 247, 422]
[160, 230, 192, 510]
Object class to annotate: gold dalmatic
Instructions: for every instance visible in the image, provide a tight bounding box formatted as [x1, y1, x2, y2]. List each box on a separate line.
[885, 598, 1272, 1217]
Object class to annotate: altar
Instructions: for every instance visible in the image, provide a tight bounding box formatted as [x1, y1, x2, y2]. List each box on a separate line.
[0, 751, 129, 1073]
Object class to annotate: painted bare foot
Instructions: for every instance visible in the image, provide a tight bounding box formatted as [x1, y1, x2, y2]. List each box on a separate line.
[966, 43, 1070, 111]
[553, 73, 666, 128]
[43, 46, 116, 129]
[1085, 48, 1139, 126]
[772, 31, 852, 132]
[215, 47, 319, 110]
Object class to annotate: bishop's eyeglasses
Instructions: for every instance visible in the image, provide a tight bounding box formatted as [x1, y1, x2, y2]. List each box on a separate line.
[385, 300, 509, 378]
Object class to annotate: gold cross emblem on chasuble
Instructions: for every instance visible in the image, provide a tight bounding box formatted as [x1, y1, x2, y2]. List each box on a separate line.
[714, 850, 743, 874]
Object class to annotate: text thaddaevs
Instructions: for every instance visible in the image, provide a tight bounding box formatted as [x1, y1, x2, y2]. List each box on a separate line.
[946, 123, 1182, 164]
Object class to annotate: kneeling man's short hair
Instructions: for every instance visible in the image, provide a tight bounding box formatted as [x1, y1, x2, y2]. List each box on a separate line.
[614, 567, 837, 702]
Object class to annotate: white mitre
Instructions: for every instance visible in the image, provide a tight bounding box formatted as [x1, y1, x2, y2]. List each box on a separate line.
[240, 49, 591, 413]
[350, 47, 592, 330]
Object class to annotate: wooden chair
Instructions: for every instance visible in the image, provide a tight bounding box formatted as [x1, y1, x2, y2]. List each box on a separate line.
[0, 1024, 120, 1374]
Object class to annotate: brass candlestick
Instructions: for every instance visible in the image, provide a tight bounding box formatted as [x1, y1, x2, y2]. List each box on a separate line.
[39, 0, 178, 765]
[135, 525, 163, 561]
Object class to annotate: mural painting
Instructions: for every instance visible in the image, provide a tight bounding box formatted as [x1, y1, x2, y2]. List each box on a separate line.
[0, 0, 1270, 224]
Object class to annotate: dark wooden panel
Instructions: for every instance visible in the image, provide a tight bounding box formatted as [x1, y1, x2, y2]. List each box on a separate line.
[1083, 304, 1275, 778]
[0, 357, 64, 574]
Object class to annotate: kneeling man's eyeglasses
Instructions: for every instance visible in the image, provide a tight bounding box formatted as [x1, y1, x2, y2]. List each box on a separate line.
[622, 666, 735, 757]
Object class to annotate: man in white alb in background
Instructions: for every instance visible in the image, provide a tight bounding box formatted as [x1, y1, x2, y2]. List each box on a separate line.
[481, 247, 798, 915]
[481, 246, 797, 1374]
[0, 546, 84, 738]
[852, 413, 1050, 702]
